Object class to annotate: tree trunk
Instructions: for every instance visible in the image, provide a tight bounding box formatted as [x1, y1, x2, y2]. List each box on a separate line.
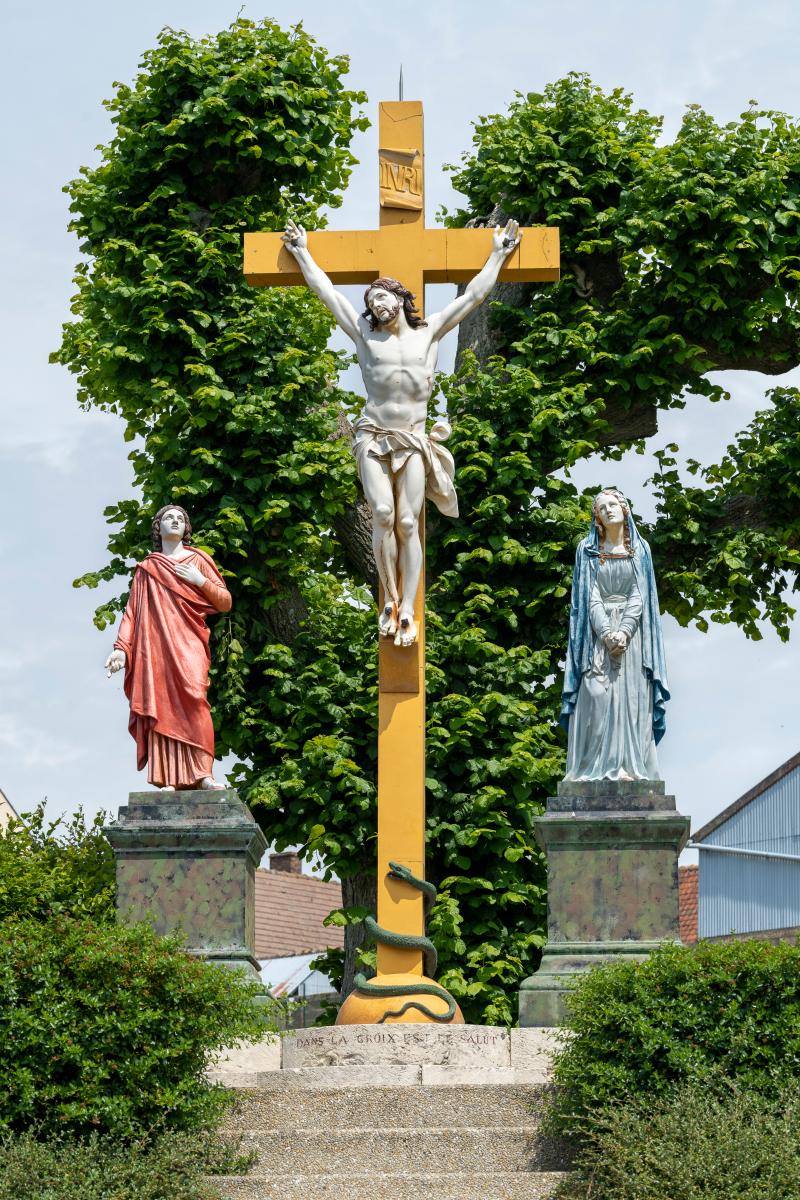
[333, 500, 378, 592]
[339, 870, 377, 1002]
[329, 406, 379, 590]
[263, 582, 309, 644]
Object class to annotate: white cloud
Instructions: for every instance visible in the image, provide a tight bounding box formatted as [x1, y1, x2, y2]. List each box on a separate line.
[0, 713, 84, 771]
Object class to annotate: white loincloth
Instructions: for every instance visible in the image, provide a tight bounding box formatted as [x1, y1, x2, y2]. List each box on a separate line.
[352, 417, 459, 519]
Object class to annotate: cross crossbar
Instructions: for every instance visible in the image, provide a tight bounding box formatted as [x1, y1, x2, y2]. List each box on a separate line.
[244, 226, 560, 287]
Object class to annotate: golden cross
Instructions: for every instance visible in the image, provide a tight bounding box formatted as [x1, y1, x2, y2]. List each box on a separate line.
[244, 101, 560, 1011]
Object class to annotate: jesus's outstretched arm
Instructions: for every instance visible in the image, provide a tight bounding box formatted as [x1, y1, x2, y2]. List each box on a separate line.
[425, 219, 521, 341]
[281, 220, 362, 343]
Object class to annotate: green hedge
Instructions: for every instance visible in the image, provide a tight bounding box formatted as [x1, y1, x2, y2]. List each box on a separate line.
[551, 939, 800, 1130]
[0, 806, 114, 924]
[0, 915, 270, 1138]
[0, 1130, 248, 1200]
[559, 1081, 800, 1200]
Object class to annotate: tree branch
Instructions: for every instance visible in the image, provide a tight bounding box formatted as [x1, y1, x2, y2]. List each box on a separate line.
[714, 493, 772, 532]
[566, 255, 625, 308]
[596, 396, 658, 444]
[701, 341, 800, 375]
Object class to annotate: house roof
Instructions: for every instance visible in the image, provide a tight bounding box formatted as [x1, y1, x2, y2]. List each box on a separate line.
[0, 789, 18, 830]
[693, 751, 800, 843]
[678, 864, 698, 944]
[254, 866, 344, 959]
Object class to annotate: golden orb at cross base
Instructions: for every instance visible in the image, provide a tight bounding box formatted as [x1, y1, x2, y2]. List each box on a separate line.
[336, 973, 464, 1026]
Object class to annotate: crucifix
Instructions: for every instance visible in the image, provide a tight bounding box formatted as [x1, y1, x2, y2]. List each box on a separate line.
[244, 100, 559, 1023]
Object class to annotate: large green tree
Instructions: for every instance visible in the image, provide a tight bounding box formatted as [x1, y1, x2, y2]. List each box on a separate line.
[58, 27, 800, 1024]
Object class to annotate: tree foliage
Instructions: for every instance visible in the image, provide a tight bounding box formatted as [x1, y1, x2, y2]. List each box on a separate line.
[57, 35, 800, 1024]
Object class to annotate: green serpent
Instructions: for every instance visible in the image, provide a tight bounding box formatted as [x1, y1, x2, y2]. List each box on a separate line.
[354, 861, 457, 1023]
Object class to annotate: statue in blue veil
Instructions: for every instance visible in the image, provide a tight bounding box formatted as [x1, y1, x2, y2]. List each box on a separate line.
[560, 489, 669, 782]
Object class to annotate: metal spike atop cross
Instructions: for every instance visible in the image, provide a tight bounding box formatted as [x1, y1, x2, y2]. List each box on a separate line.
[244, 101, 559, 1021]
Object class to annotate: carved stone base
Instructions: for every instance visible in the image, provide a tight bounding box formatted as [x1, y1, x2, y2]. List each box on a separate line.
[105, 789, 267, 976]
[519, 780, 690, 1026]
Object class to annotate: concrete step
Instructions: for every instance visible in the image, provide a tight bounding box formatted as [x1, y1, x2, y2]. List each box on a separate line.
[212, 1065, 551, 1089]
[213, 1172, 568, 1199]
[237, 1125, 571, 1174]
[223, 1083, 552, 1131]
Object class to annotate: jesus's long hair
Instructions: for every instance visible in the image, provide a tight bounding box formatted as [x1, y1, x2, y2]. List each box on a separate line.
[362, 277, 427, 331]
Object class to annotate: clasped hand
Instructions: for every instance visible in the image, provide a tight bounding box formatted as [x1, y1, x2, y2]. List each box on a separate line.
[604, 630, 628, 656]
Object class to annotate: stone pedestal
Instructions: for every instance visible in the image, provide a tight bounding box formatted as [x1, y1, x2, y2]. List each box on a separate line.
[519, 779, 690, 1026]
[105, 789, 267, 977]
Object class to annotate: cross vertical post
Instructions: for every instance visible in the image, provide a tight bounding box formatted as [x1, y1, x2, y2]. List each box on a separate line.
[375, 102, 427, 976]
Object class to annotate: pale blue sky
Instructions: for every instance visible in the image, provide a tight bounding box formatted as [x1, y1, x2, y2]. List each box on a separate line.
[1, 1, 798, 858]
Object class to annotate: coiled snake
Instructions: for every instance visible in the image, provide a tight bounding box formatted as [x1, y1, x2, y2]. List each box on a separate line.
[353, 861, 457, 1023]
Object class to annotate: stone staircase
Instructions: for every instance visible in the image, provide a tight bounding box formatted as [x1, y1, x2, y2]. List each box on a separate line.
[213, 1072, 571, 1199]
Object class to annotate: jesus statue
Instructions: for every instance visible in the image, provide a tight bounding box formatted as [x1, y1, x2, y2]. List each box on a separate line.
[282, 217, 521, 647]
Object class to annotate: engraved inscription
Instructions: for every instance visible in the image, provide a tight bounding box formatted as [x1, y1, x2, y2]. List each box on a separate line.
[286, 1025, 509, 1070]
[379, 146, 423, 210]
[293, 1028, 505, 1048]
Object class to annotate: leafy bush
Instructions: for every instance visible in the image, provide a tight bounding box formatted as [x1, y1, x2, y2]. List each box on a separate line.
[0, 805, 114, 923]
[559, 1081, 800, 1200]
[0, 1130, 248, 1200]
[551, 939, 800, 1130]
[0, 916, 271, 1138]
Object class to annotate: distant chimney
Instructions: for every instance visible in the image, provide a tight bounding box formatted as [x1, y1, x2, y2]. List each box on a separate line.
[271, 851, 302, 874]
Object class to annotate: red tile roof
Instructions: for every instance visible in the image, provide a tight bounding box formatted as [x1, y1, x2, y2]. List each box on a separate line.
[679, 864, 698, 944]
[254, 868, 344, 959]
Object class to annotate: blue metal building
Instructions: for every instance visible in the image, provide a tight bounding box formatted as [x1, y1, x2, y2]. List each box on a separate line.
[691, 752, 800, 939]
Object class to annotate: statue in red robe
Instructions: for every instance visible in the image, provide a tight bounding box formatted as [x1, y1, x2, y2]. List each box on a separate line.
[106, 505, 231, 790]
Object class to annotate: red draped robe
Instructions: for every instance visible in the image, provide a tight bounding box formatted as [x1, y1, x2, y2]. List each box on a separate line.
[114, 549, 231, 789]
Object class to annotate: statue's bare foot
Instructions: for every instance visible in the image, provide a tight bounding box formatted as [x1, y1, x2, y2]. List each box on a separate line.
[394, 612, 418, 648]
[199, 775, 225, 790]
[160, 785, 176, 792]
[379, 601, 398, 638]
